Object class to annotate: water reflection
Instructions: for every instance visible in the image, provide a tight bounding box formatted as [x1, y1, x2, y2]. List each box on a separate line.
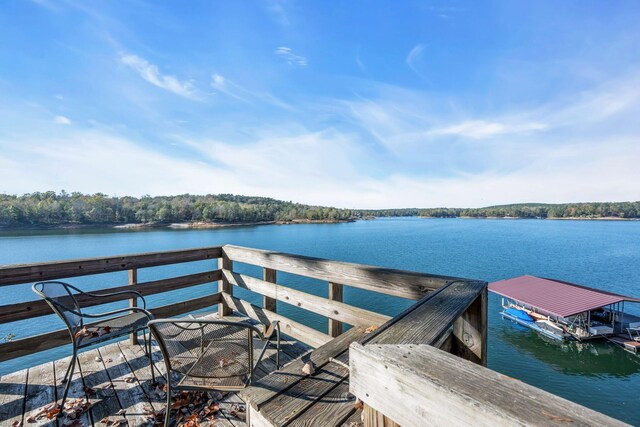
[497, 323, 640, 377]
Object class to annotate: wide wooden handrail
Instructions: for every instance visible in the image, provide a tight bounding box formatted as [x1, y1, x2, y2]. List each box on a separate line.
[350, 342, 625, 426]
[222, 244, 464, 299]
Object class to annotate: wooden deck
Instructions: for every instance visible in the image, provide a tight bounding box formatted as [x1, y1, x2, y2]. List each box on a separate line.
[0, 313, 311, 427]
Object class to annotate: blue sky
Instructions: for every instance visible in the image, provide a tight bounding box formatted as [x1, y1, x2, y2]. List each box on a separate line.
[1, 1, 640, 208]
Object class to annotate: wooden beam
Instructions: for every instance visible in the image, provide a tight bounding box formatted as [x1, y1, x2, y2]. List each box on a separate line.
[218, 253, 232, 317]
[0, 246, 223, 286]
[365, 280, 487, 346]
[452, 287, 487, 366]
[222, 245, 465, 299]
[223, 270, 390, 328]
[0, 293, 223, 363]
[0, 270, 221, 324]
[263, 268, 277, 312]
[128, 268, 138, 345]
[223, 293, 331, 348]
[328, 282, 344, 337]
[350, 342, 626, 427]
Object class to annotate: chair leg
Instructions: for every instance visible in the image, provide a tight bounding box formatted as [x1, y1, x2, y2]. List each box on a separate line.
[145, 328, 156, 382]
[164, 380, 172, 427]
[58, 347, 78, 417]
[276, 328, 281, 369]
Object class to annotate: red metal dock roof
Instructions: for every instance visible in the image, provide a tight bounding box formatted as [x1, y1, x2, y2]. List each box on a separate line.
[488, 275, 640, 318]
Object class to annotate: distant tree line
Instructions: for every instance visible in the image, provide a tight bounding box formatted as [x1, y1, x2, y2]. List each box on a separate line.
[0, 192, 354, 226]
[416, 202, 640, 219]
[1, 192, 638, 227]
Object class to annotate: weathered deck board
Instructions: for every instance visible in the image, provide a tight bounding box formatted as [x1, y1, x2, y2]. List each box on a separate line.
[288, 379, 356, 427]
[96, 344, 155, 425]
[23, 361, 56, 426]
[340, 409, 363, 427]
[0, 368, 27, 426]
[240, 325, 366, 411]
[53, 355, 92, 426]
[77, 347, 124, 425]
[260, 361, 350, 426]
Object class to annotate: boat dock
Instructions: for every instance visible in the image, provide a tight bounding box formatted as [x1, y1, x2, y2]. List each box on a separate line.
[608, 335, 640, 354]
[0, 245, 629, 426]
[489, 275, 640, 342]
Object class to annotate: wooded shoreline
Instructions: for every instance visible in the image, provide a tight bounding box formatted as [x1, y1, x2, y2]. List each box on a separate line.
[1, 192, 639, 229]
[1, 215, 637, 232]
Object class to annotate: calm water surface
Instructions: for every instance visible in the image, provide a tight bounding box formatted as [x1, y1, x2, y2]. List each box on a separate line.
[1, 218, 639, 424]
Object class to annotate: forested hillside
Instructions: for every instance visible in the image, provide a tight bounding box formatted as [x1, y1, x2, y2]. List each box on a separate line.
[0, 192, 638, 227]
[0, 192, 354, 227]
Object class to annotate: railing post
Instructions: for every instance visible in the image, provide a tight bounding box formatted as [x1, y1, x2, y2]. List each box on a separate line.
[328, 282, 343, 337]
[452, 286, 487, 366]
[218, 253, 233, 317]
[128, 268, 138, 345]
[362, 403, 401, 427]
[263, 268, 277, 312]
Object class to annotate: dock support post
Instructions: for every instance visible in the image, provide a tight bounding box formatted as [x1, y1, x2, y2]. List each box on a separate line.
[218, 254, 233, 317]
[128, 268, 138, 345]
[452, 286, 487, 366]
[263, 268, 277, 312]
[328, 282, 343, 337]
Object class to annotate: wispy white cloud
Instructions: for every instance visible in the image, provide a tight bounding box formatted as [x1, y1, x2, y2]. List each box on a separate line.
[427, 120, 548, 139]
[120, 54, 196, 99]
[53, 115, 72, 125]
[210, 73, 250, 103]
[406, 44, 426, 75]
[210, 73, 294, 110]
[275, 47, 307, 67]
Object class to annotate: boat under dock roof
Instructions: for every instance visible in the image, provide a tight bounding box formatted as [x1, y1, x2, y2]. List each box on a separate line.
[489, 275, 640, 318]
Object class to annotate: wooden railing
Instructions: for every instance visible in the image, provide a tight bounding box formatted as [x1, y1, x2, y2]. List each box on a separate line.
[0, 244, 472, 362]
[0, 247, 223, 362]
[217, 245, 474, 348]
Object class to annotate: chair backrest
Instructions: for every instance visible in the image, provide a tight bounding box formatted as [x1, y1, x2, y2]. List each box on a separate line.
[149, 320, 259, 384]
[32, 281, 83, 332]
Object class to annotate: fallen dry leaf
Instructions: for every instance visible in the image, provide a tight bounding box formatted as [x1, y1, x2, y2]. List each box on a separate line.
[84, 386, 96, 396]
[364, 325, 379, 334]
[46, 408, 60, 419]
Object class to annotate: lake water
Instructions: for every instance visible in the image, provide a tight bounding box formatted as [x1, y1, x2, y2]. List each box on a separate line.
[1, 218, 640, 424]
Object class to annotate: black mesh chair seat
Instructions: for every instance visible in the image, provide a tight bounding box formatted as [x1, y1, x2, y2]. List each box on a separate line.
[77, 312, 151, 347]
[149, 318, 281, 427]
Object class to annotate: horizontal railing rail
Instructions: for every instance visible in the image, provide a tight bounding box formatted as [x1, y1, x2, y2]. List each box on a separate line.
[0, 246, 223, 286]
[217, 245, 476, 347]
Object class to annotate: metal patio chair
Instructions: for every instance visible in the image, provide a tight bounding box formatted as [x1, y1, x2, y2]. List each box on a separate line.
[148, 318, 281, 427]
[32, 281, 156, 414]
